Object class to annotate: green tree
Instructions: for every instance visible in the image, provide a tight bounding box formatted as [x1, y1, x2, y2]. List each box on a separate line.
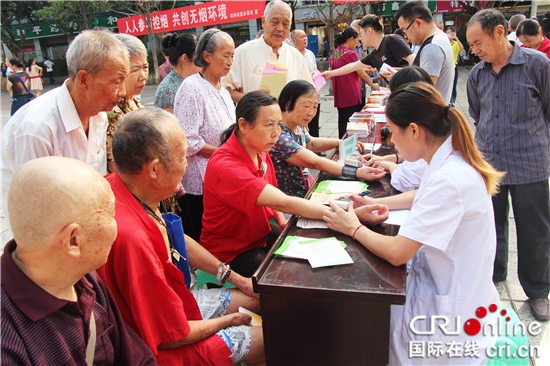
[1, 1, 41, 60]
[315, 0, 366, 55]
[36, 0, 111, 42]
[108, 0, 174, 82]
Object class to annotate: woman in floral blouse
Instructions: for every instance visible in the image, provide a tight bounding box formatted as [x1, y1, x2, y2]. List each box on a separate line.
[154, 33, 201, 113]
[173, 29, 236, 243]
[106, 33, 148, 173]
[270, 80, 386, 198]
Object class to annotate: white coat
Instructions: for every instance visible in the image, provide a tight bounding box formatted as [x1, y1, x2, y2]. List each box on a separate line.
[389, 136, 500, 365]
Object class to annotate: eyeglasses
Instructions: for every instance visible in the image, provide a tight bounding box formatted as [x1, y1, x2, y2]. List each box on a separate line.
[402, 18, 420, 34]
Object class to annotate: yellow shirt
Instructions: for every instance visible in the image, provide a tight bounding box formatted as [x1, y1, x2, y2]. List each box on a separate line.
[451, 41, 460, 67]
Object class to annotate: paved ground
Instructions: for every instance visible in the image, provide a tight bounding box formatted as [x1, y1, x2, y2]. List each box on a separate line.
[1, 66, 548, 365]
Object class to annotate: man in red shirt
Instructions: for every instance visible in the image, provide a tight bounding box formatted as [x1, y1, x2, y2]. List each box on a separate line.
[97, 108, 264, 365]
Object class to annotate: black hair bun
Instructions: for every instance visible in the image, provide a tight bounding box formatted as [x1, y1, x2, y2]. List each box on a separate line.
[168, 33, 178, 48]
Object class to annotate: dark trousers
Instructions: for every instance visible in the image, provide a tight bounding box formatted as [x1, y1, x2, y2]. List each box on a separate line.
[46, 70, 55, 85]
[492, 180, 550, 299]
[229, 223, 282, 277]
[450, 67, 458, 105]
[337, 103, 364, 139]
[11, 95, 33, 116]
[308, 103, 321, 138]
[177, 193, 204, 244]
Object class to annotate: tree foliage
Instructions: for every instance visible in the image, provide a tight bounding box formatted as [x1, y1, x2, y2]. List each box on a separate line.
[0, 1, 41, 60]
[108, 0, 177, 81]
[36, 0, 111, 41]
[315, 1, 367, 54]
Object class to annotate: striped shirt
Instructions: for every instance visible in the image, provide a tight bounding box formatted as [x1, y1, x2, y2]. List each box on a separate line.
[1, 240, 156, 366]
[467, 42, 550, 185]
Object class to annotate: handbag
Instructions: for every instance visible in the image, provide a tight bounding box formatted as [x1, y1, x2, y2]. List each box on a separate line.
[14, 73, 36, 101]
[162, 212, 192, 289]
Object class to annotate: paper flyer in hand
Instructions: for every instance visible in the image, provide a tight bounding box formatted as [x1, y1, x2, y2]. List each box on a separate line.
[260, 62, 288, 98]
[312, 70, 326, 91]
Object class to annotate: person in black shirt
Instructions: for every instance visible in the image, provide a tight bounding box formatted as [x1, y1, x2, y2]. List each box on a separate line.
[6, 57, 32, 116]
[322, 15, 415, 80]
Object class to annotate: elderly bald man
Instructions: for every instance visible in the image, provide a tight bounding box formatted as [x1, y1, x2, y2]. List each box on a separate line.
[2, 29, 130, 237]
[222, 0, 313, 102]
[1, 157, 156, 366]
[96, 108, 265, 366]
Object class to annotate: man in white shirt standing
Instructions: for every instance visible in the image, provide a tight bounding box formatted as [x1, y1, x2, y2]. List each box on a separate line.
[507, 14, 525, 46]
[222, 0, 312, 103]
[290, 28, 321, 137]
[43, 56, 55, 86]
[2, 29, 130, 235]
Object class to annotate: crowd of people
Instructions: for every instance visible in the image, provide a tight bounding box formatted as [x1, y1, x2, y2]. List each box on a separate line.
[1, 0, 549, 365]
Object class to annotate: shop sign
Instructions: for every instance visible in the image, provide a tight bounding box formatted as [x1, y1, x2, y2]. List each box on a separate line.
[301, 11, 318, 20]
[382, 1, 436, 16]
[11, 14, 121, 40]
[118, 1, 265, 36]
[436, 1, 490, 13]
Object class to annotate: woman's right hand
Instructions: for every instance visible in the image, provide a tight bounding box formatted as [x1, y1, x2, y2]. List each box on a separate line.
[354, 203, 389, 226]
[321, 70, 333, 80]
[356, 166, 386, 181]
[352, 194, 378, 208]
[372, 161, 395, 172]
[360, 155, 383, 166]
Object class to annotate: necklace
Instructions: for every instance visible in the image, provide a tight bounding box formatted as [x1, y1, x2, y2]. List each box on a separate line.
[257, 152, 267, 178]
[132, 194, 184, 263]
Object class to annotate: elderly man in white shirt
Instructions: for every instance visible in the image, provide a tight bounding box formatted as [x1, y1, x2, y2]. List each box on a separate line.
[2, 29, 130, 236]
[222, 0, 313, 103]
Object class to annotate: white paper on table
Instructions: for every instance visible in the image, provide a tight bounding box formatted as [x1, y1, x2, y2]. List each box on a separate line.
[316, 180, 367, 194]
[307, 240, 354, 268]
[375, 114, 387, 123]
[296, 217, 329, 229]
[380, 62, 398, 74]
[239, 307, 262, 326]
[384, 209, 411, 226]
[275, 236, 310, 259]
[364, 143, 382, 152]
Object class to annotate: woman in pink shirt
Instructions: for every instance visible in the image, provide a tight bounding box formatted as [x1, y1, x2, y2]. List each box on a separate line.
[329, 27, 379, 138]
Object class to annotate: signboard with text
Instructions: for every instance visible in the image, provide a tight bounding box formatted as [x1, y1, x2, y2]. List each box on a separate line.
[10, 14, 120, 40]
[117, 1, 265, 36]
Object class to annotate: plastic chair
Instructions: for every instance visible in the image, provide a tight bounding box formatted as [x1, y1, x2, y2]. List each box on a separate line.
[196, 270, 235, 289]
[486, 306, 529, 366]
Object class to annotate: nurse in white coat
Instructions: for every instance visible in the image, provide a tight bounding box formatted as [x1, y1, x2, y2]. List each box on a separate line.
[323, 82, 504, 365]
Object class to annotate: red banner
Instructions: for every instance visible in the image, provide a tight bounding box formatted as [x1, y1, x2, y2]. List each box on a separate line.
[117, 1, 265, 36]
[333, 0, 374, 3]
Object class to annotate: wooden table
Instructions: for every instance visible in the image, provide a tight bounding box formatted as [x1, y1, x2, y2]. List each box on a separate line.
[252, 150, 406, 366]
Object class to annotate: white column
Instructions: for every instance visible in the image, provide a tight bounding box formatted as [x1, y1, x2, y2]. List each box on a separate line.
[530, 0, 538, 19]
[249, 19, 258, 40]
[33, 39, 44, 62]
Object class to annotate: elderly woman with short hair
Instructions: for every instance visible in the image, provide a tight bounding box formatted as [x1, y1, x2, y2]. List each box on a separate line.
[106, 33, 149, 173]
[174, 29, 236, 243]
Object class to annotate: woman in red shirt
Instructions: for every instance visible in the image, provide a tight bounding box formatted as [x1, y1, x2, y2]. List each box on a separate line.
[202, 91, 386, 276]
[329, 27, 379, 138]
[516, 19, 550, 59]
